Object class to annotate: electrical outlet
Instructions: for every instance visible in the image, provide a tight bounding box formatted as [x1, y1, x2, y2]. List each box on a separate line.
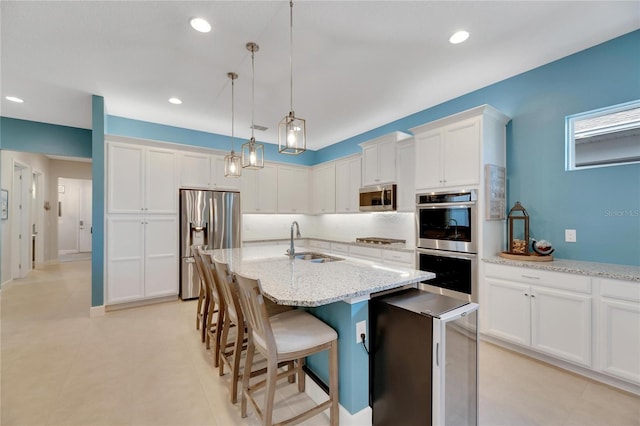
[356, 320, 367, 343]
[565, 229, 577, 243]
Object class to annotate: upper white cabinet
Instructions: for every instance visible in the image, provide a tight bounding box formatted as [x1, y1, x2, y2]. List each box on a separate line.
[335, 156, 361, 213]
[241, 163, 278, 213]
[180, 152, 241, 190]
[277, 165, 309, 213]
[108, 142, 177, 214]
[311, 163, 336, 214]
[211, 155, 242, 190]
[411, 105, 510, 191]
[396, 138, 415, 212]
[180, 152, 211, 189]
[359, 132, 410, 186]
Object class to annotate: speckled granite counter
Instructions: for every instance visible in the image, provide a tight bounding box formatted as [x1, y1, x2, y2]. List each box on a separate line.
[207, 245, 433, 306]
[244, 237, 415, 253]
[484, 256, 640, 282]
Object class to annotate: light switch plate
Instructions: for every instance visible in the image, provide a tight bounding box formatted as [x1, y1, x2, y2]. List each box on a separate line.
[565, 229, 577, 243]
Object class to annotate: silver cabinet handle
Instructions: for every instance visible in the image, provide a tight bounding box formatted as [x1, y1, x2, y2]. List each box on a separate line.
[521, 274, 541, 280]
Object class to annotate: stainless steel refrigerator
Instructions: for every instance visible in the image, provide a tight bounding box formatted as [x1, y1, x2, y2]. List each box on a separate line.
[180, 189, 241, 300]
[370, 288, 479, 426]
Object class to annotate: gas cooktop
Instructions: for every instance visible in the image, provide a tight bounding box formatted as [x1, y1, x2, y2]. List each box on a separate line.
[355, 237, 406, 245]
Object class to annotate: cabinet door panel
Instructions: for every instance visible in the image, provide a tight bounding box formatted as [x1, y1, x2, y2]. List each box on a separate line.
[531, 287, 592, 367]
[443, 118, 480, 187]
[257, 164, 278, 213]
[146, 148, 177, 213]
[362, 144, 379, 186]
[108, 144, 144, 213]
[181, 153, 211, 188]
[211, 155, 241, 190]
[599, 298, 640, 383]
[144, 217, 178, 297]
[312, 164, 335, 213]
[107, 217, 144, 303]
[414, 131, 442, 190]
[486, 278, 530, 345]
[277, 166, 308, 213]
[396, 140, 415, 211]
[377, 139, 396, 184]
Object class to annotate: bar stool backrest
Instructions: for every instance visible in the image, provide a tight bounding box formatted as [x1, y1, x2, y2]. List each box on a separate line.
[234, 273, 277, 356]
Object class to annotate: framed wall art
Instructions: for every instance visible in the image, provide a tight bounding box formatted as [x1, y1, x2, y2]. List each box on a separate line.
[485, 164, 506, 220]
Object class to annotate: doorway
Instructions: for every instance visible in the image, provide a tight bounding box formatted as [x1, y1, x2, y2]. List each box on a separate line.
[57, 177, 92, 260]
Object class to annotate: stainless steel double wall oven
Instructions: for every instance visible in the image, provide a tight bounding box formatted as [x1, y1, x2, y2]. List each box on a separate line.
[416, 190, 478, 302]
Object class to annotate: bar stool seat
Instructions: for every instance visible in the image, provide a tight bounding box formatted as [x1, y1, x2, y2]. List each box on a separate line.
[256, 309, 337, 355]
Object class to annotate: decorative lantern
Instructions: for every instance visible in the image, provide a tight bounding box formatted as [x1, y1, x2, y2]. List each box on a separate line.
[507, 201, 530, 255]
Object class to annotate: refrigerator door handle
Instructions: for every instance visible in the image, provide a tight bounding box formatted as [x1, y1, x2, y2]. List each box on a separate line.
[436, 342, 440, 367]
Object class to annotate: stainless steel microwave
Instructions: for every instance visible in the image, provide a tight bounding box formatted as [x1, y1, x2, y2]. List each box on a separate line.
[359, 184, 397, 212]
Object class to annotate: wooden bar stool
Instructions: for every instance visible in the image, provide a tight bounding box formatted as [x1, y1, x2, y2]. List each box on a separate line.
[194, 247, 224, 367]
[235, 272, 339, 426]
[191, 245, 209, 344]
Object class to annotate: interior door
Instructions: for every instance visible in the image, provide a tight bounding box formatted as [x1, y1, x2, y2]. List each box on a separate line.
[78, 179, 92, 252]
[12, 163, 30, 278]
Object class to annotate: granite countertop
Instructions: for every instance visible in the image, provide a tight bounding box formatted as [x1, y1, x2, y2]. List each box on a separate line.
[484, 256, 640, 282]
[207, 245, 433, 307]
[244, 237, 415, 253]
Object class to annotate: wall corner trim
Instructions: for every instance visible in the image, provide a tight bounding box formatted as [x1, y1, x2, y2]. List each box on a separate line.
[89, 305, 105, 317]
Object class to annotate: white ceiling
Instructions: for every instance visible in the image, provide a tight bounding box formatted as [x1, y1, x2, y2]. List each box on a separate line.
[1, 1, 638, 151]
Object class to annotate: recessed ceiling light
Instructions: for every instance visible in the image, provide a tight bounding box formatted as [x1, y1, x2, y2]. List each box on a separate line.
[5, 96, 24, 103]
[190, 17, 211, 33]
[169, 98, 182, 105]
[449, 30, 470, 44]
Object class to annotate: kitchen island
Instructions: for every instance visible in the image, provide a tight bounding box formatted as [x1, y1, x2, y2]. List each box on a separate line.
[207, 244, 434, 421]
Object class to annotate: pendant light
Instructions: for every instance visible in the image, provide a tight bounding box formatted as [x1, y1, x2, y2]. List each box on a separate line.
[278, 0, 306, 155]
[242, 42, 265, 169]
[224, 72, 242, 177]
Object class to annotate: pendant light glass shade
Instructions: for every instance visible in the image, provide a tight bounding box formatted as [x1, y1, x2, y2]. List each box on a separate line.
[278, 0, 306, 155]
[224, 72, 242, 177]
[242, 42, 264, 169]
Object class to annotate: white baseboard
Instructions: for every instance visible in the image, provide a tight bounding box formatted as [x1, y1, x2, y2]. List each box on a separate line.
[304, 372, 372, 425]
[89, 305, 105, 317]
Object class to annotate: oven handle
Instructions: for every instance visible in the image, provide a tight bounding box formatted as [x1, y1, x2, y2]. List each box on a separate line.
[416, 247, 477, 261]
[416, 201, 476, 208]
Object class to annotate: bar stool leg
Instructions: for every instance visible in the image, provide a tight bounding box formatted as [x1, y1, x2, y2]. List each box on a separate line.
[329, 341, 339, 426]
[263, 357, 278, 426]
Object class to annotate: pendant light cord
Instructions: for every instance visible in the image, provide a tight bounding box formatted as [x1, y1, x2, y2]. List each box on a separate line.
[289, 0, 294, 114]
[251, 47, 256, 141]
[231, 76, 235, 151]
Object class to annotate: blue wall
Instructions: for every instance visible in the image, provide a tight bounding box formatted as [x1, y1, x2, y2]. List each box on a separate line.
[316, 30, 640, 265]
[106, 116, 317, 166]
[92, 96, 105, 307]
[0, 117, 92, 156]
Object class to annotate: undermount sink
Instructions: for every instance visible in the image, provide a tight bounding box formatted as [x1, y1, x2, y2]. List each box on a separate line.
[287, 252, 344, 263]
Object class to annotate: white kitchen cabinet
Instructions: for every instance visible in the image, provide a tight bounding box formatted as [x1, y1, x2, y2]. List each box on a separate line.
[597, 278, 640, 385]
[277, 165, 309, 213]
[108, 142, 177, 214]
[211, 155, 242, 190]
[106, 215, 178, 304]
[335, 156, 361, 213]
[411, 105, 509, 191]
[382, 249, 414, 268]
[484, 263, 592, 367]
[311, 163, 336, 214]
[241, 163, 278, 213]
[180, 152, 211, 189]
[360, 132, 410, 186]
[395, 138, 415, 212]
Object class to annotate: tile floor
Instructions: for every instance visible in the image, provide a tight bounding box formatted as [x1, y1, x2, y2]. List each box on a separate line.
[1, 260, 638, 426]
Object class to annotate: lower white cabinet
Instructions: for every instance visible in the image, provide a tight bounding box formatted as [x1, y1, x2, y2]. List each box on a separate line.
[107, 215, 178, 304]
[597, 278, 640, 384]
[485, 264, 592, 367]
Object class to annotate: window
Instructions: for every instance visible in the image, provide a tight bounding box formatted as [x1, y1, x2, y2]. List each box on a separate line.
[565, 100, 640, 170]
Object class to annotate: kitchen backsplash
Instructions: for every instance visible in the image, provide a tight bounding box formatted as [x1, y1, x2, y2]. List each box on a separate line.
[243, 212, 415, 246]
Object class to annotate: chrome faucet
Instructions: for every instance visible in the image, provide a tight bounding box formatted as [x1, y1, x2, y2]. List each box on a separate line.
[446, 218, 459, 239]
[287, 221, 301, 259]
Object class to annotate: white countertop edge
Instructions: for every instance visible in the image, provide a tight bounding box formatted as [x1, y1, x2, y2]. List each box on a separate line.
[483, 256, 640, 282]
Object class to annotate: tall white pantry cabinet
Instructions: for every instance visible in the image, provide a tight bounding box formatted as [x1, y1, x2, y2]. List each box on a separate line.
[106, 141, 179, 305]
